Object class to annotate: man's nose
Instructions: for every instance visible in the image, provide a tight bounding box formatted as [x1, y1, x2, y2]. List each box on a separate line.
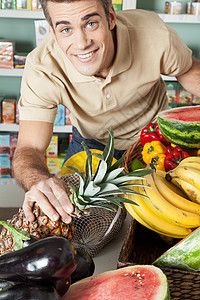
[74, 29, 91, 49]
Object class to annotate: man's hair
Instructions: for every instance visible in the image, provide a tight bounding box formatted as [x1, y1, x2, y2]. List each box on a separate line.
[39, 0, 113, 28]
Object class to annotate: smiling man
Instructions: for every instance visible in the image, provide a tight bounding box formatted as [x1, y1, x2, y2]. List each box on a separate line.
[13, 0, 200, 224]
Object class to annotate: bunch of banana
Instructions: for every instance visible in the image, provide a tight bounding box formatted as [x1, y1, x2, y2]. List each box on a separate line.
[166, 156, 200, 204]
[125, 161, 200, 239]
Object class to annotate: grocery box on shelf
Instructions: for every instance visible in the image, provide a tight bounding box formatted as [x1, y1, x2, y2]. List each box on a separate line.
[14, 53, 27, 69]
[118, 218, 200, 300]
[31, 0, 42, 10]
[0, 155, 11, 178]
[1, 0, 17, 9]
[54, 104, 65, 126]
[16, 0, 31, 10]
[46, 135, 58, 158]
[0, 40, 15, 69]
[1, 99, 16, 124]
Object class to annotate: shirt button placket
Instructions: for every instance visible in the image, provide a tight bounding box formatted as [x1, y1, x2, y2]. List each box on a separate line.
[106, 93, 111, 99]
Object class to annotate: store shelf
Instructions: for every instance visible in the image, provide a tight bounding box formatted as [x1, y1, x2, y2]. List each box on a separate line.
[161, 75, 177, 81]
[0, 68, 24, 77]
[0, 9, 44, 19]
[0, 123, 72, 133]
[158, 13, 200, 24]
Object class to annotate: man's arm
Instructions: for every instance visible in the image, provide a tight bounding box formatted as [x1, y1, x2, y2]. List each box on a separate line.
[176, 57, 200, 96]
[13, 120, 73, 223]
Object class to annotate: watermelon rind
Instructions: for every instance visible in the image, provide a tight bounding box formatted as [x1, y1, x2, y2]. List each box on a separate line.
[153, 227, 200, 272]
[63, 265, 170, 300]
[157, 106, 200, 149]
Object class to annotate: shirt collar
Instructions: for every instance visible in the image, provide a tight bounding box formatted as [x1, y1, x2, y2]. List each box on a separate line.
[63, 17, 132, 83]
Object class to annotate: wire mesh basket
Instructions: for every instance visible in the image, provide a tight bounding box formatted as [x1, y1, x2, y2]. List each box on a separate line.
[61, 173, 127, 257]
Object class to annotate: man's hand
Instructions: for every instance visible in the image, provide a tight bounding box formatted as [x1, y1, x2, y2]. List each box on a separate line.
[23, 177, 74, 224]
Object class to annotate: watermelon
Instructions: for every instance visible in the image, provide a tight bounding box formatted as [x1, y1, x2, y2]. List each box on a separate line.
[63, 265, 170, 300]
[157, 105, 200, 149]
[153, 227, 200, 272]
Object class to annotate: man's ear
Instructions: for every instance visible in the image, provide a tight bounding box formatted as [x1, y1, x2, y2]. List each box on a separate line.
[49, 24, 56, 39]
[109, 5, 116, 30]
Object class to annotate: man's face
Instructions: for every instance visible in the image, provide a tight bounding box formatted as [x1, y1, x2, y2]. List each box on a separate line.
[48, 0, 116, 78]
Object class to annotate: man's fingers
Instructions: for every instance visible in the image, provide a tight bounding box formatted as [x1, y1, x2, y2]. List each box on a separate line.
[23, 194, 35, 222]
[47, 178, 74, 214]
[23, 178, 73, 224]
[24, 186, 60, 222]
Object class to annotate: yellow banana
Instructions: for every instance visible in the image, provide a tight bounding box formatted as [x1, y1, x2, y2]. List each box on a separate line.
[170, 166, 200, 191]
[153, 172, 200, 215]
[179, 156, 200, 166]
[171, 177, 200, 204]
[125, 184, 192, 238]
[155, 169, 166, 178]
[143, 172, 200, 228]
[125, 185, 176, 237]
[179, 161, 200, 171]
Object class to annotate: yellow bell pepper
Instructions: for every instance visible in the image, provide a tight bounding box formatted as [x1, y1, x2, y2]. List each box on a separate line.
[142, 141, 166, 165]
[151, 153, 166, 170]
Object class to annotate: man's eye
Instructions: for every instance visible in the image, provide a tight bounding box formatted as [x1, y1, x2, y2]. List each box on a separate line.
[87, 21, 97, 28]
[62, 28, 71, 34]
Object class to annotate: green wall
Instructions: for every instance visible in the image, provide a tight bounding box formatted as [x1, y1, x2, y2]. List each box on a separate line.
[0, 17, 36, 98]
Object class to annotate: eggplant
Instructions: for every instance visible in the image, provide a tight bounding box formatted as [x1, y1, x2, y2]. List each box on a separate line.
[22, 236, 38, 248]
[53, 275, 71, 297]
[70, 249, 95, 284]
[0, 279, 14, 290]
[0, 283, 59, 300]
[0, 236, 77, 283]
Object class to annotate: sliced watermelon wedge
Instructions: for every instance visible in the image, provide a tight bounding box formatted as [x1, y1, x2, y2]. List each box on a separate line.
[153, 227, 200, 272]
[63, 265, 169, 300]
[157, 105, 200, 148]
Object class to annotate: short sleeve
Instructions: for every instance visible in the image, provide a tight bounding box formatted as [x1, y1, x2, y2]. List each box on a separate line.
[160, 24, 193, 77]
[19, 56, 60, 123]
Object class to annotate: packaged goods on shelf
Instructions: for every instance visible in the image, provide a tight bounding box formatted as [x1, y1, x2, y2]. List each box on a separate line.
[10, 134, 17, 159]
[191, 2, 200, 15]
[46, 135, 58, 158]
[69, 134, 72, 144]
[112, 0, 122, 11]
[15, 100, 19, 124]
[34, 20, 50, 46]
[16, 0, 31, 10]
[166, 81, 178, 108]
[0, 134, 18, 178]
[165, 1, 183, 14]
[193, 95, 200, 104]
[14, 53, 27, 69]
[0, 40, 14, 69]
[177, 83, 193, 105]
[0, 155, 11, 178]
[54, 104, 65, 126]
[65, 108, 72, 125]
[1, 0, 17, 9]
[31, 0, 42, 10]
[1, 99, 16, 124]
[0, 135, 10, 156]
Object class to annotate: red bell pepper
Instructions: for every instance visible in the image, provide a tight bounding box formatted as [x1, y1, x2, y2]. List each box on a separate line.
[164, 145, 190, 172]
[140, 123, 170, 147]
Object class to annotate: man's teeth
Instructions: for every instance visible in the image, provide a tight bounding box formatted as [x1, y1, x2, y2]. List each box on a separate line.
[77, 51, 94, 59]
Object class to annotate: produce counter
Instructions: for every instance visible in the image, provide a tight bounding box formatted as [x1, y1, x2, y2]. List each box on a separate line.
[93, 213, 132, 275]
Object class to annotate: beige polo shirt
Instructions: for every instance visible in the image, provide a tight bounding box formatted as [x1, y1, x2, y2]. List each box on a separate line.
[19, 9, 192, 150]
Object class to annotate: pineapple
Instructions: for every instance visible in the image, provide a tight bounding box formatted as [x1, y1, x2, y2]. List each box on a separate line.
[64, 129, 153, 215]
[0, 129, 153, 255]
[0, 204, 75, 255]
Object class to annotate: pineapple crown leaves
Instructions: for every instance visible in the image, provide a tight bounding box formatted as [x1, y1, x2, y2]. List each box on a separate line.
[65, 129, 154, 211]
[0, 221, 31, 250]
